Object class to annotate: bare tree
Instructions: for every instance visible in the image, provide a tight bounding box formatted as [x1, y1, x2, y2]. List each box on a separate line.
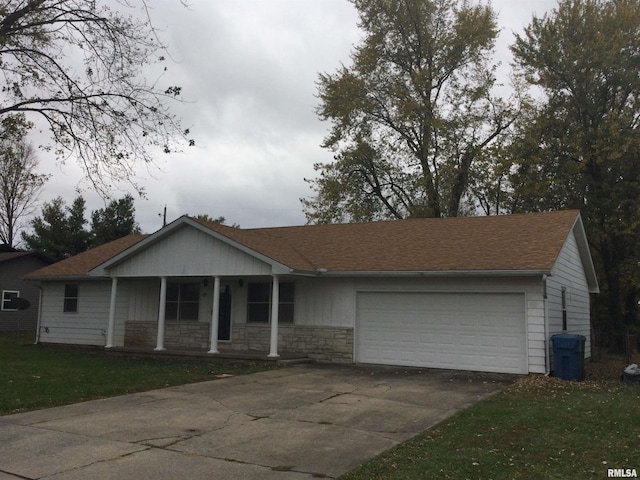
[0, 115, 49, 247]
[0, 1, 193, 195]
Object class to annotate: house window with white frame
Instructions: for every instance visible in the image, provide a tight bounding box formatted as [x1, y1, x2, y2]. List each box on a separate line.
[165, 282, 200, 321]
[246, 281, 294, 324]
[63, 284, 79, 313]
[1, 290, 19, 311]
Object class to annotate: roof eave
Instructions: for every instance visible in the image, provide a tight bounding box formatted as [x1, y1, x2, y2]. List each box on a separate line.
[570, 213, 600, 294]
[289, 269, 553, 278]
[24, 275, 108, 282]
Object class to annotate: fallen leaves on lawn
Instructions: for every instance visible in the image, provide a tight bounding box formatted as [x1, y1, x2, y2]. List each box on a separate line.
[512, 353, 632, 395]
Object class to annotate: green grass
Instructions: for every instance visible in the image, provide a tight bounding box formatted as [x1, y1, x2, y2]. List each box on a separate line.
[339, 375, 640, 480]
[0, 332, 278, 415]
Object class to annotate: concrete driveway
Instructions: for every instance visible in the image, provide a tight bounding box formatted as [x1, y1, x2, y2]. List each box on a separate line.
[0, 364, 514, 479]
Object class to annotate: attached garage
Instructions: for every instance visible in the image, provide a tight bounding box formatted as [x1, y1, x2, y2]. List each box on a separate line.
[356, 292, 528, 374]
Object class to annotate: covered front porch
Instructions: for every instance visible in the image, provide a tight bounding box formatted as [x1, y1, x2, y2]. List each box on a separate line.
[104, 274, 288, 358]
[87, 219, 353, 363]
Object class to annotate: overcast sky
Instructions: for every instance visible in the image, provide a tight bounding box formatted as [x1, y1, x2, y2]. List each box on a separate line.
[34, 0, 559, 235]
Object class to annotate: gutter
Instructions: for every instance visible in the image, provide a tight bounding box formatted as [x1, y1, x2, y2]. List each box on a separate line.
[543, 274, 551, 375]
[289, 268, 553, 278]
[34, 285, 43, 345]
[25, 275, 109, 282]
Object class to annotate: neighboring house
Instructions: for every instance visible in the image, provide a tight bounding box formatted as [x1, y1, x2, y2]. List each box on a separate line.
[25, 210, 598, 375]
[0, 246, 52, 331]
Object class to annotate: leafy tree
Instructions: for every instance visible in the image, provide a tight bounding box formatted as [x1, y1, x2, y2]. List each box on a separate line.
[510, 0, 640, 337]
[303, 0, 515, 223]
[91, 194, 142, 247]
[0, 1, 193, 195]
[22, 196, 91, 261]
[194, 214, 240, 228]
[0, 114, 50, 247]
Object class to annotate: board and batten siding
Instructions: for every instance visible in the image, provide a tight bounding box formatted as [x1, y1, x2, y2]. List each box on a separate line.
[106, 226, 272, 277]
[39, 280, 128, 346]
[294, 276, 546, 374]
[294, 277, 355, 327]
[526, 293, 546, 374]
[548, 229, 592, 358]
[124, 279, 160, 322]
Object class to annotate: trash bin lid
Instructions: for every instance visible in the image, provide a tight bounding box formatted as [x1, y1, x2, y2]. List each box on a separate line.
[551, 334, 584, 349]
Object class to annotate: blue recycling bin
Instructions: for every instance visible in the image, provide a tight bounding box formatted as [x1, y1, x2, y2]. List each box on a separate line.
[552, 334, 586, 381]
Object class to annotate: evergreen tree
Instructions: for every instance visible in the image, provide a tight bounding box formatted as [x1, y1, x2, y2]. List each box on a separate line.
[22, 196, 91, 262]
[91, 194, 141, 247]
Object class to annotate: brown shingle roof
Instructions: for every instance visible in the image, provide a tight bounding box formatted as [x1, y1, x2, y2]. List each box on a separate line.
[26, 235, 148, 279]
[194, 210, 580, 272]
[27, 210, 581, 278]
[0, 252, 32, 264]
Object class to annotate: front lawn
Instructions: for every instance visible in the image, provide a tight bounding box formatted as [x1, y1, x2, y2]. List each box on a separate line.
[0, 333, 278, 415]
[340, 356, 640, 479]
[4, 333, 640, 479]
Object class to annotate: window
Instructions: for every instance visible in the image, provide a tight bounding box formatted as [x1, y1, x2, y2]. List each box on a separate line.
[166, 282, 200, 321]
[1, 291, 19, 311]
[279, 283, 295, 324]
[64, 284, 79, 313]
[247, 282, 270, 323]
[247, 282, 294, 324]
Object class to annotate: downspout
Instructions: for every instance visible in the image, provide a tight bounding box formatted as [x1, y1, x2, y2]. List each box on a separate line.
[34, 285, 43, 345]
[543, 274, 550, 375]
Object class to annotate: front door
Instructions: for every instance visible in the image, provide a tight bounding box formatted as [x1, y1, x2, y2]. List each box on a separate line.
[218, 285, 232, 341]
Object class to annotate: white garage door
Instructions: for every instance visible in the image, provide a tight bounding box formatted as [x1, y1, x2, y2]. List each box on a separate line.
[356, 292, 527, 374]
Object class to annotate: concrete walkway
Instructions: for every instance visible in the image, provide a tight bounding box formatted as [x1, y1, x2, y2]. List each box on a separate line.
[0, 364, 515, 479]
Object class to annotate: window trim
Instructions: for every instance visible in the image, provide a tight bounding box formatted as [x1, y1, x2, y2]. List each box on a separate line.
[1, 290, 19, 312]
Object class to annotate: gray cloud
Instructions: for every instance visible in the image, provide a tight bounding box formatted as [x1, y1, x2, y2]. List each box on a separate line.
[29, 0, 558, 235]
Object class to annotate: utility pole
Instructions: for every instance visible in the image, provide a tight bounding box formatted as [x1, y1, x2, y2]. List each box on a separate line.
[159, 204, 167, 228]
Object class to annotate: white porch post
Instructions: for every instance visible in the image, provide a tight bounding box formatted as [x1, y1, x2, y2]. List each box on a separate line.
[208, 276, 221, 354]
[155, 276, 167, 351]
[105, 277, 118, 348]
[268, 275, 280, 358]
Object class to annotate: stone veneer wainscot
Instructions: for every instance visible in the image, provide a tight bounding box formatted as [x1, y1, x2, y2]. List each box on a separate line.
[124, 321, 354, 363]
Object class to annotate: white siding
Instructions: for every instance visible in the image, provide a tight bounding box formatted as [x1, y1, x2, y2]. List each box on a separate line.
[294, 278, 355, 327]
[294, 276, 546, 373]
[527, 293, 547, 373]
[39, 280, 128, 346]
[125, 279, 159, 322]
[548, 229, 592, 358]
[108, 226, 272, 277]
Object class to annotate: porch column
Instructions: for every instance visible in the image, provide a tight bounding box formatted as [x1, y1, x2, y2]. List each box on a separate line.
[155, 276, 167, 351]
[208, 276, 221, 354]
[105, 277, 118, 348]
[268, 275, 280, 358]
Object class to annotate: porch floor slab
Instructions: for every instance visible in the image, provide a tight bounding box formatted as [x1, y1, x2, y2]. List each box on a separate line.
[105, 346, 313, 364]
